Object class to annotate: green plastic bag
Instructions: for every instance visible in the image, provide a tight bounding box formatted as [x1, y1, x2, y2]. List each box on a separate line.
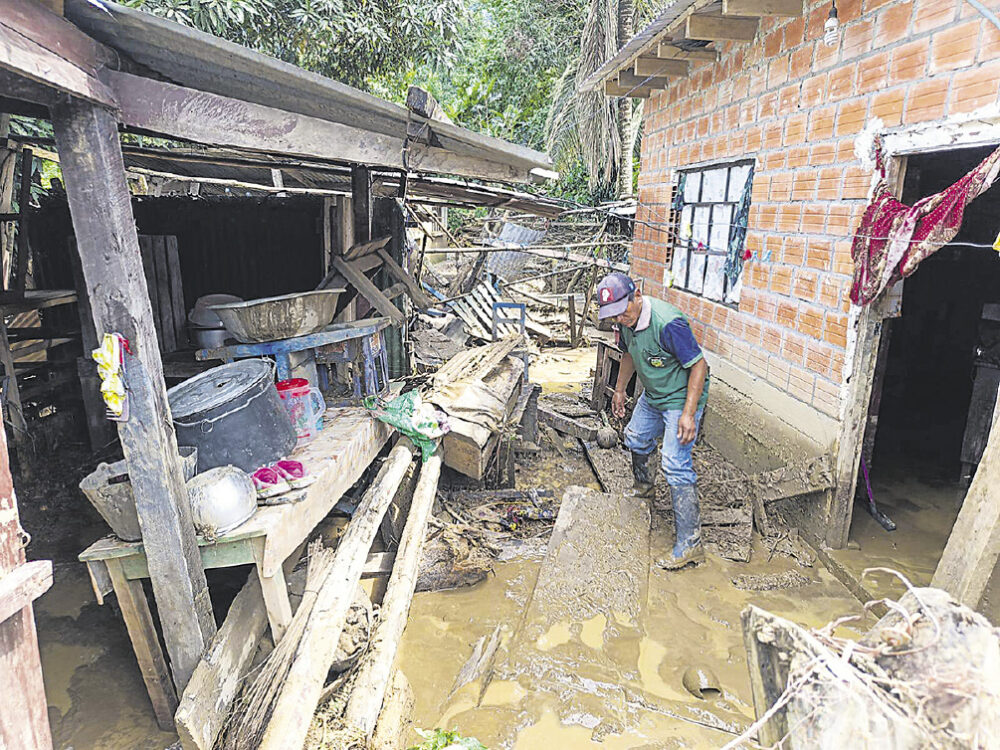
[363, 390, 449, 461]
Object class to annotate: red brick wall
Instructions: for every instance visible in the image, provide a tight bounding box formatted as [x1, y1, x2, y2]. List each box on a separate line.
[632, 0, 1000, 417]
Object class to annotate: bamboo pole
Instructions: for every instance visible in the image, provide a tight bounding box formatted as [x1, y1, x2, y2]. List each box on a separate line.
[343, 452, 443, 737]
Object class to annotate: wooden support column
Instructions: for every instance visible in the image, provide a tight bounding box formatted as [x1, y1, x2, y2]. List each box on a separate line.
[51, 100, 215, 692]
[352, 165, 372, 245]
[12, 147, 32, 292]
[932, 392, 1000, 609]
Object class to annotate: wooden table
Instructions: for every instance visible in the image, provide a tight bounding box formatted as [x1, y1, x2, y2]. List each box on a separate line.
[78, 407, 393, 727]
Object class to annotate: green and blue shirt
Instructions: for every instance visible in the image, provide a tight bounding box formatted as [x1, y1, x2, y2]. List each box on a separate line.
[617, 297, 709, 411]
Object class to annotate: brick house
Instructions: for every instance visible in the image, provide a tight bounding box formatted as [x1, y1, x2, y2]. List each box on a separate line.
[585, 0, 1000, 550]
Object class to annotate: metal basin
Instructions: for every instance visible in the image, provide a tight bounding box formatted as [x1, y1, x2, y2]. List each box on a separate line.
[209, 290, 344, 343]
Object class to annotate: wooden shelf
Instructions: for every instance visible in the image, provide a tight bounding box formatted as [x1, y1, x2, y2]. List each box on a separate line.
[0, 290, 78, 315]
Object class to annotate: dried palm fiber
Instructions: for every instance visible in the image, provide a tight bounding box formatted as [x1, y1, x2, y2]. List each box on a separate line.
[218, 540, 336, 750]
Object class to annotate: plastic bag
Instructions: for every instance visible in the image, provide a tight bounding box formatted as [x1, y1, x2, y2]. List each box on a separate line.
[363, 390, 449, 461]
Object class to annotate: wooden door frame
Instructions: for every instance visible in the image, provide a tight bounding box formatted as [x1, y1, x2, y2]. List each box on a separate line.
[828, 112, 1000, 549]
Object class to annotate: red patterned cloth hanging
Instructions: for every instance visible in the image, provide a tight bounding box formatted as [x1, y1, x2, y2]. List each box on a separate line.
[850, 142, 1000, 306]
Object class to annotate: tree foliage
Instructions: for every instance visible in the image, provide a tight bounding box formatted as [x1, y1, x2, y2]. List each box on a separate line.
[121, 0, 465, 87]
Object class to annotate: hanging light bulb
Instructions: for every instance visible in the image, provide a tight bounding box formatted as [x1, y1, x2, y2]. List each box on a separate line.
[824, 1, 840, 47]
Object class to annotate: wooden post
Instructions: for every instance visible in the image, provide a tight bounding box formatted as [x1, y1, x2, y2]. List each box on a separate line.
[932, 390, 1000, 609]
[0, 116, 16, 288]
[51, 100, 215, 692]
[0, 421, 53, 750]
[322, 196, 333, 276]
[352, 165, 372, 245]
[12, 147, 32, 292]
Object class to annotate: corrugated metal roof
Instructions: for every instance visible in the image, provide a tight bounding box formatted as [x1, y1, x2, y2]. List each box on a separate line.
[112, 144, 568, 218]
[64, 0, 553, 177]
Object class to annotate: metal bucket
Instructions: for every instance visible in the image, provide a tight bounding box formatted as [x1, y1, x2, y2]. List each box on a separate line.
[79, 446, 198, 541]
[167, 359, 297, 473]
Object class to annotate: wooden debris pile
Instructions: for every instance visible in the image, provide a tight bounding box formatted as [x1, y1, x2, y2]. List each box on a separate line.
[740, 583, 1000, 749]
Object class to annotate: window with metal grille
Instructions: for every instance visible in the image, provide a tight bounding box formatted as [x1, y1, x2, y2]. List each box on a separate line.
[669, 160, 755, 306]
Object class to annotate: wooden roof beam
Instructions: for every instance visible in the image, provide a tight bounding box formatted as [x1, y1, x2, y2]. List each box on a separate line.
[722, 0, 803, 17]
[107, 71, 533, 183]
[686, 14, 759, 42]
[619, 70, 671, 91]
[604, 80, 651, 99]
[656, 43, 720, 61]
[634, 57, 690, 78]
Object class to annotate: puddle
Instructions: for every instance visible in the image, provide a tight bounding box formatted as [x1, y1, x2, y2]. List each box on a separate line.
[397, 345, 870, 749]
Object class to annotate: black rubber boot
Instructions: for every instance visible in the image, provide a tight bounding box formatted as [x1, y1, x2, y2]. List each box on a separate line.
[657, 483, 705, 570]
[630, 451, 655, 499]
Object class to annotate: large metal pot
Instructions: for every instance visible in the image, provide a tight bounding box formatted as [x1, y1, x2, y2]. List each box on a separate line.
[187, 466, 257, 537]
[167, 359, 297, 473]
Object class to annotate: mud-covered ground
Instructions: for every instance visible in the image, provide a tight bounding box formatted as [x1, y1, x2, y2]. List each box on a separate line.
[18, 344, 972, 749]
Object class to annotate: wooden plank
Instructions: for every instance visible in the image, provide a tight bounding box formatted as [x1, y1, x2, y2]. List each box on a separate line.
[0, 13, 116, 108]
[258, 441, 416, 750]
[634, 57, 689, 77]
[346, 235, 391, 262]
[138, 236, 162, 347]
[175, 572, 268, 750]
[343, 453, 443, 738]
[756, 454, 834, 503]
[656, 43, 719, 61]
[406, 86, 453, 124]
[0, 320, 27, 438]
[686, 14, 759, 41]
[0, 559, 51, 625]
[255, 559, 292, 642]
[107, 71, 532, 184]
[376, 248, 433, 308]
[723, 0, 803, 16]
[105, 559, 178, 731]
[0, 289, 76, 314]
[538, 406, 598, 441]
[152, 236, 177, 352]
[604, 81, 651, 98]
[166, 236, 187, 350]
[11, 147, 31, 291]
[351, 165, 372, 245]
[618, 70, 671, 90]
[932, 400, 1000, 609]
[53, 99, 215, 692]
[331, 256, 406, 326]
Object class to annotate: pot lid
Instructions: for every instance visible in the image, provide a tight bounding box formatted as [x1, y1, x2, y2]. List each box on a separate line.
[168, 359, 273, 418]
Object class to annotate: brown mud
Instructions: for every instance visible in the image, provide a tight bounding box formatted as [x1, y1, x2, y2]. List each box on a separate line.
[17, 345, 980, 749]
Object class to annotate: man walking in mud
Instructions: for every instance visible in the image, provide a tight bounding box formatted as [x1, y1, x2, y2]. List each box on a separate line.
[596, 273, 709, 570]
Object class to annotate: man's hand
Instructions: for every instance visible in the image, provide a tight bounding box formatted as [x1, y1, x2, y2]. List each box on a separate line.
[677, 412, 697, 444]
[611, 389, 626, 419]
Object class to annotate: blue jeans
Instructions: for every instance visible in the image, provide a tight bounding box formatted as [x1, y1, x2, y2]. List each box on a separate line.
[624, 392, 701, 486]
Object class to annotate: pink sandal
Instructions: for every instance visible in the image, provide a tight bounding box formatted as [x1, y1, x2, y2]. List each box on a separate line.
[252, 466, 291, 499]
[272, 459, 314, 490]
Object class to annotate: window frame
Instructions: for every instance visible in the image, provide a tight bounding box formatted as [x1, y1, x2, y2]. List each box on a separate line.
[671, 158, 755, 307]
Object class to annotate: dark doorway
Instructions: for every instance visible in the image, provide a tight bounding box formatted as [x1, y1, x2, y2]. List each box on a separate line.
[868, 145, 1000, 484]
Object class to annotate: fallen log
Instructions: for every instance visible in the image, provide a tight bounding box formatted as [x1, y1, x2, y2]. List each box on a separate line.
[343, 452, 443, 738]
[256, 440, 416, 750]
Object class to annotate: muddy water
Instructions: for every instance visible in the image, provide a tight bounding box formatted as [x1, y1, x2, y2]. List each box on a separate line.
[35, 562, 177, 749]
[396, 346, 871, 749]
[831, 467, 1000, 624]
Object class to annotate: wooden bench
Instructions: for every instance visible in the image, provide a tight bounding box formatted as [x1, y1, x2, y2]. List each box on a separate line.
[78, 407, 393, 728]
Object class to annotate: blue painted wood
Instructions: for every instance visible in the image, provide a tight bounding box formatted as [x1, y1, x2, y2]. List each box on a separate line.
[194, 317, 391, 362]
